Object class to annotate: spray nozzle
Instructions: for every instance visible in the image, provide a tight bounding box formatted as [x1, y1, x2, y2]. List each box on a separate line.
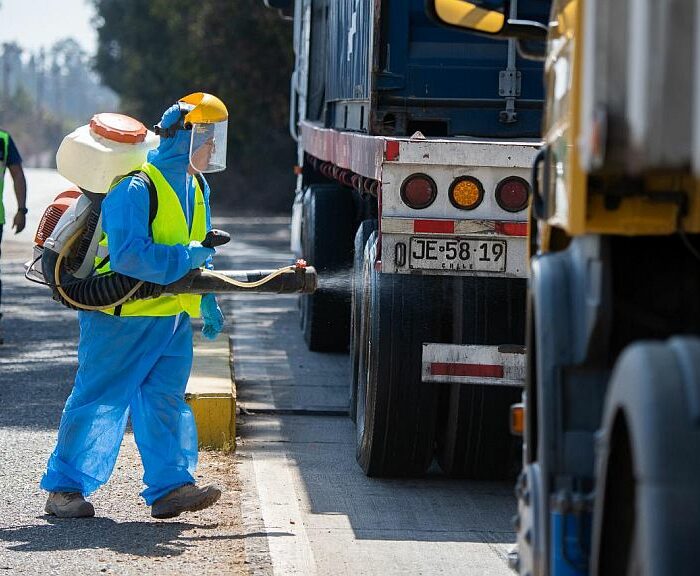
[202, 229, 231, 249]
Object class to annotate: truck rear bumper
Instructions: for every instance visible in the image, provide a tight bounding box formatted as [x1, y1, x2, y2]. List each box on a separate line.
[422, 343, 526, 386]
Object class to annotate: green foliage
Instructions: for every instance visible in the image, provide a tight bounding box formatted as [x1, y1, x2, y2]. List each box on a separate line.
[1, 37, 118, 165]
[93, 0, 295, 213]
[0, 86, 74, 168]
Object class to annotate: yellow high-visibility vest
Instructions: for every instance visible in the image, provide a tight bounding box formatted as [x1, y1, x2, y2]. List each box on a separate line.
[95, 162, 207, 317]
[0, 130, 9, 225]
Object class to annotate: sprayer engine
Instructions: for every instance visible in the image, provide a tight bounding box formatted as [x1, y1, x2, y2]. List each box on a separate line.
[28, 188, 80, 284]
[32, 190, 102, 280]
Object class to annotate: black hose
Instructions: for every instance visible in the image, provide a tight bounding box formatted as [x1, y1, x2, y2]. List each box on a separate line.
[50, 228, 235, 309]
[55, 273, 164, 310]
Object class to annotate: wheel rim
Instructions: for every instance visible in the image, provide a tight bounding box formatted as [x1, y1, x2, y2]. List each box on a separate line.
[355, 238, 376, 448]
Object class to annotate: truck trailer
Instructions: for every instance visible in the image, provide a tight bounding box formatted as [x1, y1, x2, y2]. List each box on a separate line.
[429, 0, 700, 574]
[269, 0, 548, 478]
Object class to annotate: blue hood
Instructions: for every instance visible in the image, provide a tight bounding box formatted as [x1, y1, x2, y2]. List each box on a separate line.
[147, 103, 192, 209]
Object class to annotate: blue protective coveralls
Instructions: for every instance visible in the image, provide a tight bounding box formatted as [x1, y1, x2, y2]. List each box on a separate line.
[41, 106, 214, 504]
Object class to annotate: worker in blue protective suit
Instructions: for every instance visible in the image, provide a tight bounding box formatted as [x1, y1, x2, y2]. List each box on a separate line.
[41, 93, 229, 519]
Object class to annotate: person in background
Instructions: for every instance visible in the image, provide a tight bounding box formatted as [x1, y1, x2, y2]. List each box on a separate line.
[0, 128, 28, 345]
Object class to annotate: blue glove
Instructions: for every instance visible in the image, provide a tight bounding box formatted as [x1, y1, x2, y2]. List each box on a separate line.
[186, 241, 215, 269]
[201, 294, 224, 340]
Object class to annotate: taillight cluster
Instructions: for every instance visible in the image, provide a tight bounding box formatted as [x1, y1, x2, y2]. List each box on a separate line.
[449, 176, 484, 210]
[400, 173, 437, 209]
[400, 174, 530, 212]
[495, 176, 530, 212]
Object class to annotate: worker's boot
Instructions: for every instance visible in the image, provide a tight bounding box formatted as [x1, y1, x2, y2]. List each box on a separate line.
[44, 492, 95, 518]
[151, 483, 222, 519]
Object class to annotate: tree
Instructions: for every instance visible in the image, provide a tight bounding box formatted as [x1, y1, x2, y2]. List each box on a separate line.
[92, 0, 295, 213]
[0, 38, 118, 166]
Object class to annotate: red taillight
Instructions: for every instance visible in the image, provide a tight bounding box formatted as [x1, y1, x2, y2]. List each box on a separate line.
[495, 176, 530, 213]
[401, 173, 437, 209]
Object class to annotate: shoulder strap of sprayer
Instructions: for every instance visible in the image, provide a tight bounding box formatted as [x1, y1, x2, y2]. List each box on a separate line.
[141, 172, 158, 234]
[112, 170, 203, 238]
[119, 170, 158, 237]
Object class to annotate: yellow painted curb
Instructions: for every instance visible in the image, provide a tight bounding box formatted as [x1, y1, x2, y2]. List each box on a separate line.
[186, 329, 236, 451]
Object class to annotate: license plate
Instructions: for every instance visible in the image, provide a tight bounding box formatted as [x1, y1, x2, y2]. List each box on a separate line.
[408, 237, 507, 272]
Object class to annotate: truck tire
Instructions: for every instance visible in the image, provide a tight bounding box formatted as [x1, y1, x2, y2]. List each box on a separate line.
[437, 277, 526, 480]
[355, 239, 447, 476]
[349, 219, 377, 422]
[438, 383, 522, 479]
[594, 412, 637, 576]
[300, 184, 355, 351]
[592, 338, 700, 576]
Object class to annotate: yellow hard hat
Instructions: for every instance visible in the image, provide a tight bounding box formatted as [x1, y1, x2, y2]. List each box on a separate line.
[176, 92, 229, 173]
[179, 92, 228, 127]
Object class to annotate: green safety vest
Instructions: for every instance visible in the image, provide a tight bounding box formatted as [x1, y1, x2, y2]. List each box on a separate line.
[95, 162, 207, 317]
[0, 130, 8, 225]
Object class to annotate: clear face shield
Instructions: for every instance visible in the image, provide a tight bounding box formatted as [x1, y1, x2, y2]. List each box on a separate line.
[189, 119, 228, 173]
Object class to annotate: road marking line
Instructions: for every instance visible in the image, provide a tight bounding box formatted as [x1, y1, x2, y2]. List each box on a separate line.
[252, 450, 318, 575]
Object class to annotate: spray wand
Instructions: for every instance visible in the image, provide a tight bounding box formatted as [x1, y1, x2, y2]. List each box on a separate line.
[50, 229, 317, 312]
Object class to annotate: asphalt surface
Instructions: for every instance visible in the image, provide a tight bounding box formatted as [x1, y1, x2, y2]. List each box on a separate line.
[1, 169, 518, 575]
[220, 217, 518, 575]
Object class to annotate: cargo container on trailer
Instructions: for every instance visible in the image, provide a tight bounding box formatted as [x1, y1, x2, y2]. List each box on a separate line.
[268, 0, 547, 477]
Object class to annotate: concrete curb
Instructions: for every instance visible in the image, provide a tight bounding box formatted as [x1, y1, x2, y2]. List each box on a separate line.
[186, 327, 236, 451]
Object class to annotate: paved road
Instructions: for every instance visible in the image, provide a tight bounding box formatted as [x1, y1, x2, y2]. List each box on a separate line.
[217, 216, 518, 575]
[0, 169, 518, 575]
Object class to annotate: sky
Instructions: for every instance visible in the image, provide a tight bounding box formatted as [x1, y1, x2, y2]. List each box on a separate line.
[0, 0, 97, 56]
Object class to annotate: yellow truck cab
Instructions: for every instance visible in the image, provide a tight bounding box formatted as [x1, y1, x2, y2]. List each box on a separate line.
[428, 1, 700, 575]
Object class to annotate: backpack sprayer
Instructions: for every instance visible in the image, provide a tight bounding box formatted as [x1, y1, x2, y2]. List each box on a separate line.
[25, 113, 316, 311]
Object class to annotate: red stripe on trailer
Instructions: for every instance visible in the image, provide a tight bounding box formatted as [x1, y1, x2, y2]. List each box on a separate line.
[431, 363, 504, 378]
[495, 222, 528, 236]
[385, 140, 400, 161]
[414, 220, 455, 234]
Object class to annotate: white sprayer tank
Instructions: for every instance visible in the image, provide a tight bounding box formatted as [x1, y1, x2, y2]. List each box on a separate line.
[56, 113, 159, 194]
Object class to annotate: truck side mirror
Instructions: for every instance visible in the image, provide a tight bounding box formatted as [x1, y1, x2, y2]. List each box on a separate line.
[426, 0, 509, 35]
[426, 0, 549, 48]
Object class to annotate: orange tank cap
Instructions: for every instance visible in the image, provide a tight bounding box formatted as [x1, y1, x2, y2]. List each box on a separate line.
[90, 113, 148, 144]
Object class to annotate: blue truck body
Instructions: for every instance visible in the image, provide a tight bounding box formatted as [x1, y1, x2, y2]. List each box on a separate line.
[310, 0, 547, 138]
[269, 0, 547, 484]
